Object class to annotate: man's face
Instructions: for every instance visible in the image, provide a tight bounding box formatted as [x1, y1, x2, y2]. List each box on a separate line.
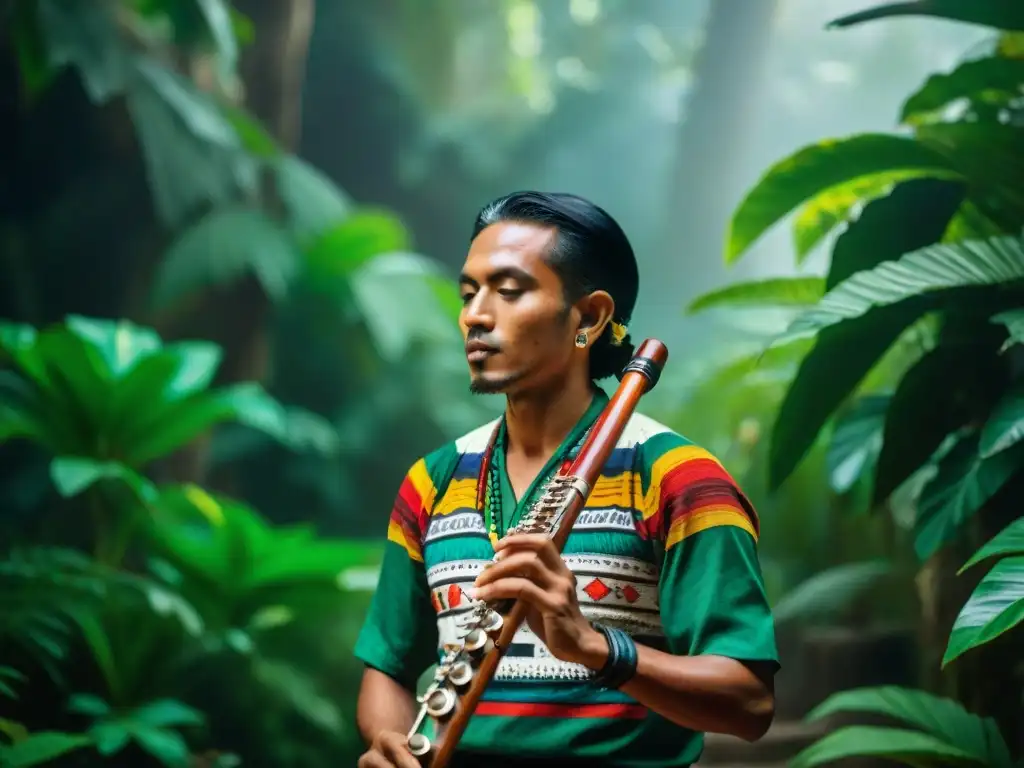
[458, 221, 578, 395]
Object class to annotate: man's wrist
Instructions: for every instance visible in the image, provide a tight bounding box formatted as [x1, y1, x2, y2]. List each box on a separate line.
[574, 624, 611, 670]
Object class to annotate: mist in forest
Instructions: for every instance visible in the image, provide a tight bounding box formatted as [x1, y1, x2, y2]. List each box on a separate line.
[1, 1, 1020, 767]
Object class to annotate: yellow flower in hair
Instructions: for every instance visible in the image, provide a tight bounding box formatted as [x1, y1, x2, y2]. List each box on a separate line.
[610, 321, 628, 346]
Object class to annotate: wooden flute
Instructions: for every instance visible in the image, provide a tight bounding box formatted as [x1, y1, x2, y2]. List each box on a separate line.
[404, 338, 669, 767]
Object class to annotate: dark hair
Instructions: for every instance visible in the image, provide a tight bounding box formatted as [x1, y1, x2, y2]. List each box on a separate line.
[471, 191, 639, 380]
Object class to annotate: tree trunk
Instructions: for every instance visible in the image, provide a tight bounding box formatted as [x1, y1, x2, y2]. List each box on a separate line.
[648, 0, 780, 330]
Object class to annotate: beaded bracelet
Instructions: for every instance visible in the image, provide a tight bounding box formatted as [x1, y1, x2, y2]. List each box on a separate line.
[590, 622, 638, 690]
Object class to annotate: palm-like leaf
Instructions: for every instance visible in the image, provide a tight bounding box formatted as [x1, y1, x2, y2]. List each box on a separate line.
[685, 277, 824, 314]
[900, 55, 1024, 126]
[0, 547, 143, 683]
[797, 686, 1012, 768]
[142, 486, 383, 632]
[945, 554, 1024, 666]
[827, 0, 1024, 32]
[914, 434, 1024, 560]
[0, 316, 340, 475]
[724, 134, 961, 264]
[777, 235, 1024, 344]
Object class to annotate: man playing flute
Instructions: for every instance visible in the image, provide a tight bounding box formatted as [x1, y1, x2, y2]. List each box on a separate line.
[354, 191, 779, 767]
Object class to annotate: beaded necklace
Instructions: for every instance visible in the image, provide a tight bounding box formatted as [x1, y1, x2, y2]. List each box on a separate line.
[476, 417, 594, 546]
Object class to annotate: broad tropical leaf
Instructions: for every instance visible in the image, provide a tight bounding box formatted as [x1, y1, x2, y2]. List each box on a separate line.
[768, 303, 925, 490]
[350, 251, 463, 361]
[914, 434, 1024, 560]
[873, 343, 1006, 505]
[143, 487, 379, 630]
[826, 177, 966, 290]
[826, 395, 888, 493]
[960, 517, 1024, 573]
[901, 55, 1024, 125]
[980, 381, 1024, 458]
[0, 317, 334, 468]
[992, 309, 1024, 349]
[153, 206, 300, 308]
[944, 555, 1024, 666]
[0, 731, 92, 768]
[791, 173, 948, 261]
[126, 57, 257, 229]
[827, 0, 1024, 32]
[274, 155, 353, 244]
[790, 724, 982, 768]
[304, 209, 411, 284]
[805, 686, 1011, 766]
[773, 561, 892, 625]
[685, 277, 824, 314]
[50, 457, 157, 503]
[35, 0, 130, 102]
[724, 134, 961, 264]
[779, 235, 1024, 343]
[917, 122, 1024, 233]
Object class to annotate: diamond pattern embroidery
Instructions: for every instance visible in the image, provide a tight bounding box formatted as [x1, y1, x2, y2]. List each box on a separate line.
[447, 584, 463, 608]
[583, 578, 612, 601]
[621, 585, 640, 604]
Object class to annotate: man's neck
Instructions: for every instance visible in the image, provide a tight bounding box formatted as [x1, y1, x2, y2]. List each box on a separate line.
[503, 371, 596, 461]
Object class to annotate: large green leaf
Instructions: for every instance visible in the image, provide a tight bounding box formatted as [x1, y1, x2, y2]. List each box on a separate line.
[901, 55, 1024, 125]
[980, 381, 1024, 458]
[725, 134, 961, 264]
[350, 251, 462, 361]
[274, 155, 353, 244]
[50, 457, 157, 503]
[64, 316, 162, 379]
[992, 309, 1024, 347]
[873, 342, 1005, 505]
[0, 731, 92, 768]
[153, 206, 300, 308]
[793, 173, 955, 262]
[944, 555, 1024, 666]
[960, 517, 1024, 573]
[126, 57, 256, 229]
[769, 303, 925, 491]
[780, 235, 1024, 343]
[826, 395, 888, 493]
[790, 724, 982, 768]
[915, 434, 1024, 560]
[826, 177, 967, 290]
[827, 0, 1024, 32]
[35, 0, 130, 102]
[122, 381, 328, 467]
[304, 209, 411, 285]
[806, 686, 1011, 766]
[685, 277, 824, 314]
[917, 122, 1024, 233]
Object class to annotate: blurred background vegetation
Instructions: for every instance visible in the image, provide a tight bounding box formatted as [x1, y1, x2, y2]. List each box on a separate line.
[0, 0, 1022, 766]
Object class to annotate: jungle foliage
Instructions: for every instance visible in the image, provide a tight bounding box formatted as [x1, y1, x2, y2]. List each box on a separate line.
[0, 0, 472, 765]
[686, 0, 1024, 763]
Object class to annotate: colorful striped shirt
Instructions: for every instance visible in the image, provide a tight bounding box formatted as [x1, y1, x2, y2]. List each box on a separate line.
[354, 389, 778, 766]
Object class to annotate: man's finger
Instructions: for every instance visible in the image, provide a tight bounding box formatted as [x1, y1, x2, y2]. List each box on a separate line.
[357, 751, 394, 768]
[472, 576, 560, 612]
[379, 732, 423, 768]
[475, 551, 554, 589]
[495, 533, 565, 572]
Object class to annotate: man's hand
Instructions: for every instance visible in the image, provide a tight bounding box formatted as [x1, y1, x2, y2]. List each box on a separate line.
[470, 533, 608, 668]
[356, 730, 421, 768]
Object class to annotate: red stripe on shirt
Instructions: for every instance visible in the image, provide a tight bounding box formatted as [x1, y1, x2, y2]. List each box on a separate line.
[475, 702, 648, 719]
